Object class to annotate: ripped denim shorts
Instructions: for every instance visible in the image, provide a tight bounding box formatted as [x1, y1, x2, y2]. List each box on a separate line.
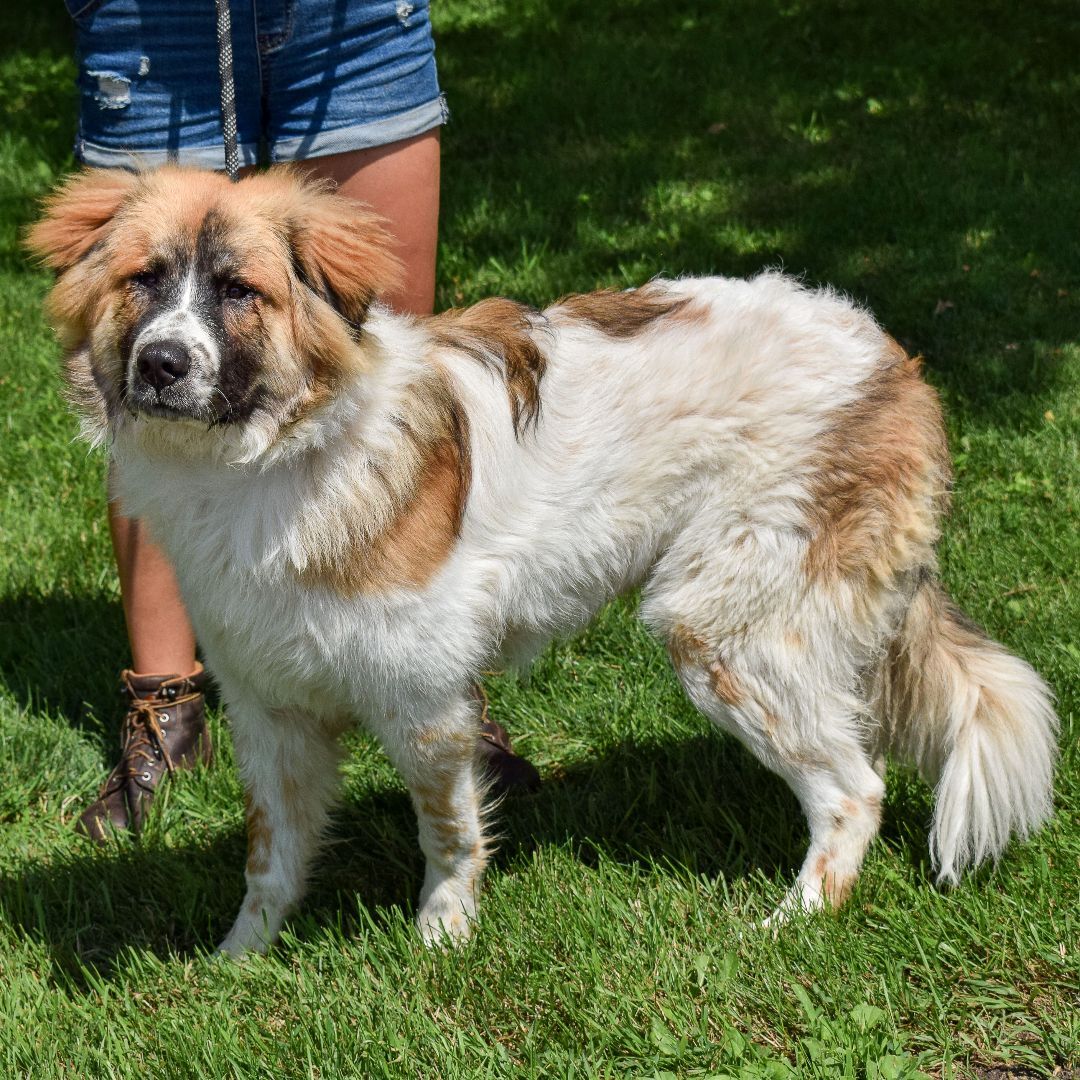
[68, 0, 448, 169]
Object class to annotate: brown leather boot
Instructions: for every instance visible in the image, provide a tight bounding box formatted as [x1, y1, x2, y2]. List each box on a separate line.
[77, 669, 213, 842]
[472, 683, 541, 796]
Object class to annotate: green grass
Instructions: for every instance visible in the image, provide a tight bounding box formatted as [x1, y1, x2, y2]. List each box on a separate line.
[1, 1, 1078, 1076]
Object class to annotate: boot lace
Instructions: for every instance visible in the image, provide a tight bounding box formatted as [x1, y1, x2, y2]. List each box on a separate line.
[98, 686, 178, 794]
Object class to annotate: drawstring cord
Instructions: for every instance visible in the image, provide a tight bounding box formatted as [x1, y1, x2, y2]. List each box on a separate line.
[214, 0, 241, 181]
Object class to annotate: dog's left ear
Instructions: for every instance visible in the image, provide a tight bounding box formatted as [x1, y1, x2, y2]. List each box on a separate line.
[291, 190, 404, 329]
[25, 168, 138, 272]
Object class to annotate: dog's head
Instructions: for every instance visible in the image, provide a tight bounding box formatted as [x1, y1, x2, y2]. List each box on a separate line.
[27, 166, 402, 458]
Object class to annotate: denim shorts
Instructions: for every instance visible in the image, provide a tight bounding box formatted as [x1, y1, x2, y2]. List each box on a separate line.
[68, 0, 447, 169]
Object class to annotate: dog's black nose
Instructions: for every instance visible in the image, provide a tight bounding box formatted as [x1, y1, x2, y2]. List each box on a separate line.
[137, 341, 191, 391]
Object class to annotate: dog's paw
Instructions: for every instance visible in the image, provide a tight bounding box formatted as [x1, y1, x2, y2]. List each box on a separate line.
[759, 881, 824, 933]
[217, 911, 275, 958]
[418, 909, 473, 948]
[417, 889, 476, 948]
[758, 908, 790, 936]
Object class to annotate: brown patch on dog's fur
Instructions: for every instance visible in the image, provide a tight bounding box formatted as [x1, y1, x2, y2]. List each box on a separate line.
[280, 770, 302, 825]
[708, 657, 744, 707]
[554, 283, 689, 338]
[416, 774, 458, 823]
[430, 821, 463, 849]
[282, 174, 403, 330]
[668, 626, 745, 708]
[245, 796, 271, 877]
[667, 624, 708, 669]
[803, 342, 951, 589]
[416, 773, 474, 859]
[430, 298, 547, 435]
[763, 710, 780, 741]
[813, 852, 854, 908]
[827, 875, 854, 908]
[300, 378, 471, 596]
[418, 798, 448, 821]
[875, 576, 1017, 780]
[669, 299, 713, 328]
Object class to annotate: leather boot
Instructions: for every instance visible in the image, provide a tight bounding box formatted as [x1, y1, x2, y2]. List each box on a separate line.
[77, 668, 213, 842]
[472, 683, 541, 795]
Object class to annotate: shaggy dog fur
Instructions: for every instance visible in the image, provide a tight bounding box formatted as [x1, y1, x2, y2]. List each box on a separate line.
[29, 167, 1058, 954]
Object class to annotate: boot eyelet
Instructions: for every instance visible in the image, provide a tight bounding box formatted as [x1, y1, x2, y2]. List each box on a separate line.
[140, 771, 152, 782]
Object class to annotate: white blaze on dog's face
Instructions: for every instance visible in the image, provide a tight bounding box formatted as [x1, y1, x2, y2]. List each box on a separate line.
[125, 263, 227, 422]
[27, 166, 402, 456]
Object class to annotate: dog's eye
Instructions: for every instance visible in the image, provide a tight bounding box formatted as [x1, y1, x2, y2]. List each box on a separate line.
[131, 271, 159, 291]
[223, 281, 256, 303]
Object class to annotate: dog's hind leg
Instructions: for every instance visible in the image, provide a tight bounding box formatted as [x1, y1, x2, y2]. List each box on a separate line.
[376, 692, 491, 946]
[666, 623, 884, 923]
[218, 701, 346, 956]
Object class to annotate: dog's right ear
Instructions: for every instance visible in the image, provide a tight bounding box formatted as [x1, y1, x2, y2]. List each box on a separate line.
[25, 169, 137, 272]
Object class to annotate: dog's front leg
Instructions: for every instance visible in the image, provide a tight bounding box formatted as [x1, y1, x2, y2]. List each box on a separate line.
[218, 701, 345, 956]
[377, 693, 490, 946]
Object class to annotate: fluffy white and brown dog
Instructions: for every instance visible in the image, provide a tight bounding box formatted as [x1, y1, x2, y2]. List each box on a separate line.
[29, 167, 1057, 955]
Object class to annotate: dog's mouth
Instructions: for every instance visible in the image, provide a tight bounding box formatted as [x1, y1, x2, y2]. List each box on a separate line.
[130, 399, 202, 422]
[125, 380, 265, 430]
[127, 382, 217, 424]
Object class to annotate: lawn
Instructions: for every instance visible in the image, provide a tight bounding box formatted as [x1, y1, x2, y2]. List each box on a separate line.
[0, 1, 1077, 1077]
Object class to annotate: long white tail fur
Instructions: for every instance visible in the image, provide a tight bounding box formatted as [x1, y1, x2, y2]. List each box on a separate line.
[876, 575, 1058, 883]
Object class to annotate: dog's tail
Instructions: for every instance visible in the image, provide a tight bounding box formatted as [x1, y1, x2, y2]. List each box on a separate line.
[875, 573, 1058, 882]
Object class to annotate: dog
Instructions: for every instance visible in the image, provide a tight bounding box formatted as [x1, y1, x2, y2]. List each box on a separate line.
[28, 166, 1058, 955]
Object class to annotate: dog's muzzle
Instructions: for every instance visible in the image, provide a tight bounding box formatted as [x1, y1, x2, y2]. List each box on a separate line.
[129, 338, 208, 419]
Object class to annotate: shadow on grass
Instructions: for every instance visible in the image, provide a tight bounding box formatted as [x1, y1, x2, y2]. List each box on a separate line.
[0, 4, 77, 258]
[1, 3, 75, 61]
[0, 591, 135, 739]
[0, 728, 933, 991]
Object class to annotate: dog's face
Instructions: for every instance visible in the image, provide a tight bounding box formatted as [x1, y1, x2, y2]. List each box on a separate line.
[27, 167, 401, 457]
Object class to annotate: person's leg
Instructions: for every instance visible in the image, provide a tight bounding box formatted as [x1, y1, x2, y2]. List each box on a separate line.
[77, 487, 210, 842]
[108, 491, 198, 675]
[299, 129, 442, 316]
